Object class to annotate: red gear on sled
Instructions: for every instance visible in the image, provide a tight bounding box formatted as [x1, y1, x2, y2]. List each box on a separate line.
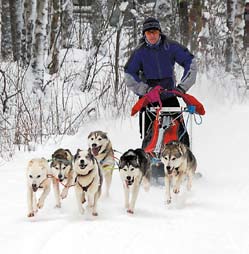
[144, 109, 160, 153]
[131, 90, 205, 116]
[144, 111, 180, 154]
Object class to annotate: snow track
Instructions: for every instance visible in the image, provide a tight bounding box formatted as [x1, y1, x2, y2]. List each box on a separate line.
[1, 105, 249, 254]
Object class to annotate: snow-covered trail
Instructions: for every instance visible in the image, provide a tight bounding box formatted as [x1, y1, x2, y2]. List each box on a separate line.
[1, 104, 249, 254]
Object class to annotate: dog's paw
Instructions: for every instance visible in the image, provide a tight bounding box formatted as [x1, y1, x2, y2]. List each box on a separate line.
[27, 211, 35, 217]
[37, 200, 44, 209]
[92, 212, 98, 216]
[127, 209, 134, 214]
[187, 183, 192, 191]
[61, 188, 68, 199]
[55, 203, 61, 208]
[166, 199, 171, 204]
[173, 188, 180, 194]
[79, 207, 85, 214]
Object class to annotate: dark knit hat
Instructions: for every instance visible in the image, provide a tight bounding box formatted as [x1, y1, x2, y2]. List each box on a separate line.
[142, 17, 161, 34]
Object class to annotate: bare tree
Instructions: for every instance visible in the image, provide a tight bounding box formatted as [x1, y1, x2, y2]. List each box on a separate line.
[1, 0, 12, 60]
[244, 2, 249, 48]
[48, 0, 60, 75]
[232, 0, 244, 76]
[155, 0, 173, 36]
[9, 0, 22, 61]
[61, 0, 74, 48]
[30, 0, 48, 93]
[22, 0, 36, 66]
[178, 0, 189, 47]
[189, 0, 202, 52]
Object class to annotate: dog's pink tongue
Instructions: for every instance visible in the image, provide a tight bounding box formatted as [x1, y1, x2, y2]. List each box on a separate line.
[92, 147, 99, 156]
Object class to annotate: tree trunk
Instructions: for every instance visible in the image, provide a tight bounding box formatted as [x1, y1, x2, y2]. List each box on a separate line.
[9, 0, 22, 61]
[155, 0, 172, 36]
[232, 0, 244, 76]
[91, 0, 104, 47]
[1, 0, 12, 60]
[244, 2, 249, 48]
[225, 0, 236, 72]
[61, 0, 73, 48]
[22, 0, 36, 66]
[48, 0, 60, 75]
[178, 0, 189, 47]
[189, 0, 202, 53]
[30, 0, 48, 93]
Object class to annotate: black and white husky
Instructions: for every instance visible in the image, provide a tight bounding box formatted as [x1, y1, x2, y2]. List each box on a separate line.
[118, 149, 151, 214]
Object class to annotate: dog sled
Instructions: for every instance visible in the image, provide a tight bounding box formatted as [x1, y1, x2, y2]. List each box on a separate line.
[131, 89, 205, 184]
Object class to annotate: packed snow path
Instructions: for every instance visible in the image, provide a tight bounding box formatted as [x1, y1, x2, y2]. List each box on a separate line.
[1, 105, 249, 254]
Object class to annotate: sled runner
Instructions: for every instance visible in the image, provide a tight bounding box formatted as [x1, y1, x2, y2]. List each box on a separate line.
[131, 89, 205, 184]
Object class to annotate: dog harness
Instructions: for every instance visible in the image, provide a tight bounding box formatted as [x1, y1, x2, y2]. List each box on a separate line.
[77, 177, 95, 192]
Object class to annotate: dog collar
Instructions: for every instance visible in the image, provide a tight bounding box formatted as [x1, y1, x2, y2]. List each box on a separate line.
[76, 168, 94, 177]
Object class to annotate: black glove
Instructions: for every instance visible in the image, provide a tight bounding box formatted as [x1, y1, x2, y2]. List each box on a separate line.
[176, 85, 186, 94]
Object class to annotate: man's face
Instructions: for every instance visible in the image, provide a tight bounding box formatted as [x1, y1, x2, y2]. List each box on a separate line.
[144, 29, 160, 45]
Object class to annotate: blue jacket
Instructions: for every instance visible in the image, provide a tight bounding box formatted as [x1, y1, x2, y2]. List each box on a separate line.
[124, 34, 197, 96]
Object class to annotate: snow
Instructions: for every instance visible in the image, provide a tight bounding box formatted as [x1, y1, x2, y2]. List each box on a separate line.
[1, 77, 249, 254]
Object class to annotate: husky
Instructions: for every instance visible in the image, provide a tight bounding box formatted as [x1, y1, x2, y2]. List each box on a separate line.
[88, 131, 115, 197]
[119, 149, 151, 214]
[160, 141, 197, 204]
[73, 149, 103, 216]
[26, 158, 51, 217]
[50, 148, 74, 208]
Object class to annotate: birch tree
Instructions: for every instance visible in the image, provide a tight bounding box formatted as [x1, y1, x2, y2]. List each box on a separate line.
[22, 0, 36, 66]
[61, 0, 74, 48]
[9, 0, 22, 61]
[225, 0, 244, 76]
[244, 2, 249, 48]
[1, 0, 12, 60]
[30, 0, 48, 93]
[48, 0, 60, 75]
[91, 0, 105, 47]
[155, 0, 173, 36]
[232, 0, 244, 76]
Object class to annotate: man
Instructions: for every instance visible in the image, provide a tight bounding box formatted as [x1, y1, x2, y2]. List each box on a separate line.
[124, 17, 197, 147]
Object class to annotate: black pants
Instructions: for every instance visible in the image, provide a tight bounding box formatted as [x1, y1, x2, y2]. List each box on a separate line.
[139, 96, 190, 148]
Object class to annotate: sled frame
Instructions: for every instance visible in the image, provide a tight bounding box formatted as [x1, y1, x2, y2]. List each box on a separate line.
[141, 106, 193, 153]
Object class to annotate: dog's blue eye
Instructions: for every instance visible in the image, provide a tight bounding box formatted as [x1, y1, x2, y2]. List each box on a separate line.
[37, 175, 41, 178]
[29, 175, 33, 178]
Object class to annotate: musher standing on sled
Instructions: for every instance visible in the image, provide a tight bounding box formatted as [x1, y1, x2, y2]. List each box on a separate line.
[124, 17, 197, 147]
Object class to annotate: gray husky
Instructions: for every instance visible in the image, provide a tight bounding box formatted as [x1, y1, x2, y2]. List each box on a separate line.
[88, 131, 115, 197]
[50, 148, 74, 208]
[160, 141, 197, 204]
[119, 149, 151, 214]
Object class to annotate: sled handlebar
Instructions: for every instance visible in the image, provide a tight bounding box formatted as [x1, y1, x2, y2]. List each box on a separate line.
[149, 106, 186, 113]
[149, 105, 196, 114]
